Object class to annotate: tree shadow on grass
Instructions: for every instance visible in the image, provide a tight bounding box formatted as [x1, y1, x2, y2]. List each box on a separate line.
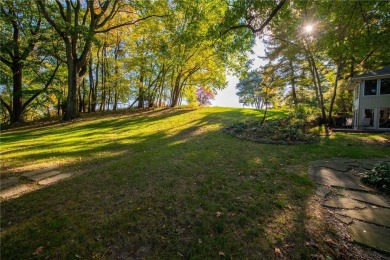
[0, 108, 388, 258]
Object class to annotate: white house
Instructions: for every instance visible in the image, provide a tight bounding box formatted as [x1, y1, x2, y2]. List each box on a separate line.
[347, 66, 390, 130]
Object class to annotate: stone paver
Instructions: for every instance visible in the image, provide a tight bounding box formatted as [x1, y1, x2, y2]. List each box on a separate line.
[335, 214, 353, 225]
[337, 208, 390, 228]
[349, 221, 390, 254]
[28, 170, 61, 182]
[323, 197, 366, 209]
[0, 166, 71, 201]
[38, 174, 72, 185]
[316, 186, 331, 197]
[337, 190, 390, 208]
[309, 167, 372, 191]
[349, 166, 370, 175]
[310, 158, 390, 254]
[312, 161, 349, 172]
[22, 166, 58, 178]
[0, 177, 19, 190]
[0, 184, 33, 199]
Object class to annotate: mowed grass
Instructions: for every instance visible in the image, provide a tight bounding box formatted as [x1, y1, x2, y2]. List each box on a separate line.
[0, 107, 388, 258]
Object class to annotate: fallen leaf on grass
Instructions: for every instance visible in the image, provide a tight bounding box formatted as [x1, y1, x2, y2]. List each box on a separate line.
[216, 211, 224, 217]
[283, 243, 294, 248]
[33, 246, 44, 255]
[305, 240, 318, 249]
[274, 247, 282, 257]
[310, 254, 325, 260]
[326, 238, 337, 246]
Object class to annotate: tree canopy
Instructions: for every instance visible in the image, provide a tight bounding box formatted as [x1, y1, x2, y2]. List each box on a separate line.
[1, 0, 389, 124]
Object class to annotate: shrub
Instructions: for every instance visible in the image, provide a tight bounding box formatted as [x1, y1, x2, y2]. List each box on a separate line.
[361, 162, 390, 194]
[225, 116, 320, 144]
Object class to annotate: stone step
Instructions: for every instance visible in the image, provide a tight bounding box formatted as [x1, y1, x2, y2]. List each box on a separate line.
[22, 166, 58, 178]
[349, 221, 390, 254]
[0, 184, 32, 199]
[0, 177, 19, 190]
[323, 197, 366, 209]
[28, 171, 61, 182]
[309, 167, 373, 192]
[337, 208, 390, 228]
[337, 189, 390, 208]
[38, 174, 72, 185]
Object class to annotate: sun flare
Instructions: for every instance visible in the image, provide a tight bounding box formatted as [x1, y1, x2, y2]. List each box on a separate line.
[304, 24, 314, 33]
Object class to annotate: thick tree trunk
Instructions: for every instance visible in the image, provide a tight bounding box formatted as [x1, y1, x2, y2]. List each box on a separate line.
[64, 61, 79, 120]
[11, 62, 23, 123]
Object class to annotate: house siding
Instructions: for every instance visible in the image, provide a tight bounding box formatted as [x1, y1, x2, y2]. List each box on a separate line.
[357, 79, 390, 129]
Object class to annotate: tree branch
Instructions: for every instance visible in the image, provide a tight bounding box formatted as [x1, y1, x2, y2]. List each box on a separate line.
[221, 0, 287, 36]
[36, 0, 65, 38]
[0, 55, 13, 67]
[22, 62, 61, 111]
[95, 15, 166, 33]
[0, 96, 13, 120]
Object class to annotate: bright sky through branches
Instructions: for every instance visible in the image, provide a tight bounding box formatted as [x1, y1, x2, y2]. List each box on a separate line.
[212, 38, 266, 108]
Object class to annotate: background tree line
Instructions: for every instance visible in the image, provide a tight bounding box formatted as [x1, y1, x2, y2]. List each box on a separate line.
[1, 0, 389, 125]
[0, 0, 262, 123]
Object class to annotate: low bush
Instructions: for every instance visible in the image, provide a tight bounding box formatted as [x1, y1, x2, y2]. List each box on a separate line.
[361, 162, 390, 194]
[225, 115, 320, 145]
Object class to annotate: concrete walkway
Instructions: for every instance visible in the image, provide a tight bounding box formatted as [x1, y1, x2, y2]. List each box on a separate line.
[0, 166, 72, 200]
[309, 157, 390, 254]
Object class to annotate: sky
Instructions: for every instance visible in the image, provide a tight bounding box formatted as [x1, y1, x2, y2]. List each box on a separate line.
[212, 38, 267, 108]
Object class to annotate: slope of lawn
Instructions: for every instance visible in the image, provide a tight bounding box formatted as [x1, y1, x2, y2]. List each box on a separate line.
[0, 107, 388, 258]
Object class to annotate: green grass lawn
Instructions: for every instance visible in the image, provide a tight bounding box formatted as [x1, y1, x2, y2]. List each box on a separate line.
[1, 107, 388, 258]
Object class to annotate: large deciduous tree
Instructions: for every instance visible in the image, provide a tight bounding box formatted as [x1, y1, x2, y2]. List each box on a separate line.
[35, 0, 157, 120]
[0, 0, 59, 123]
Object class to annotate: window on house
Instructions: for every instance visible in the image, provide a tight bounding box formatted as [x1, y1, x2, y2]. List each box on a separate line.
[364, 79, 377, 95]
[363, 109, 374, 127]
[380, 78, 390, 95]
[379, 108, 390, 128]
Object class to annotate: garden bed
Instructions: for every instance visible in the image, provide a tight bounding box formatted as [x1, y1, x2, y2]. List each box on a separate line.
[224, 118, 320, 145]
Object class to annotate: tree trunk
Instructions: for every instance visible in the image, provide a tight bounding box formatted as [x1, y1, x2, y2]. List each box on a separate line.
[64, 60, 79, 120]
[138, 72, 145, 109]
[312, 56, 327, 122]
[307, 58, 320, 106]
[11, 62, 23, 123]
[328, 63, 342, 126]
[170, 74, 182, 107]
[91, 51, 100, 112]
[260, 96, 269, 126]
[113, 91, 118, 111]
[289, 60, 298, 106]
[307, 55, 326, 122]
[100, 47, 106, 111]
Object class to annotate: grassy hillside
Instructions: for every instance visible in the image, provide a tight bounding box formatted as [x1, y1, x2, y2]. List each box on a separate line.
[1, 107, 388, 258]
